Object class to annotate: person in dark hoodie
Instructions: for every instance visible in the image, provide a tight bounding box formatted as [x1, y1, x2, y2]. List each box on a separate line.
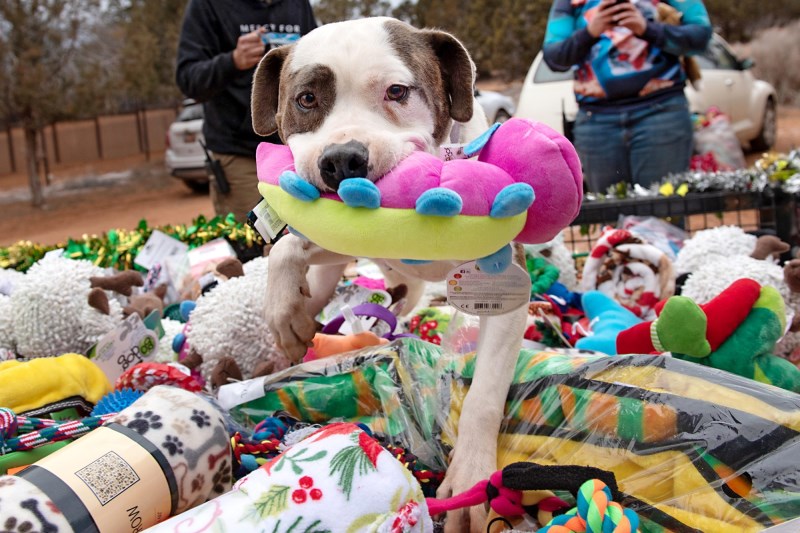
[543, 0, 711, 193]
[176, 0, 317, 221]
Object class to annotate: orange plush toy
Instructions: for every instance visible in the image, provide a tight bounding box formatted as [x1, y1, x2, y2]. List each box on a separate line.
[303, 332, 389, 362]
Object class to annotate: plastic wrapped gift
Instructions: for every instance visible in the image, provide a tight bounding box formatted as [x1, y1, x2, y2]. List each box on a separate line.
[225, 338, 800, 532]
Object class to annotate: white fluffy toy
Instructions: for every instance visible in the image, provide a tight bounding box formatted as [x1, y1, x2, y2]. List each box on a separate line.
[0, 255, 146, 359]
[675, 225, 788, 275]
[183, 256, 290, 388]
[678, 227, 800, 357]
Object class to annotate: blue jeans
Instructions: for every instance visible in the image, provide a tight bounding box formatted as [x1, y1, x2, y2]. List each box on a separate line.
[574, 93, 694, 192]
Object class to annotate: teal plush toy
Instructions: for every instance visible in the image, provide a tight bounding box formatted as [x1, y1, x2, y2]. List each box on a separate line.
[574, 292, 642, 355]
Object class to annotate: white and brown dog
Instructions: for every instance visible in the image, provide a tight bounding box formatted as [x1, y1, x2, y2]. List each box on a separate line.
[252, 17, 528, 531]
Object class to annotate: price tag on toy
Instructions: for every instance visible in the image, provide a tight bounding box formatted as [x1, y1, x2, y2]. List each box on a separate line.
[87, 313, 159, 383]
[446, 260, 531, 316]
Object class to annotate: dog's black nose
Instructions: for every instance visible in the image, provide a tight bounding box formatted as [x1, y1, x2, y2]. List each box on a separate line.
[317, 140, 369, 190]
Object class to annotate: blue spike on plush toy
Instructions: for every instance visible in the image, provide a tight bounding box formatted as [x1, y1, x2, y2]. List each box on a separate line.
[279, 170, 321, 202]
[574, 291, 643, 355]
[179, 300, 196, 322]
[91, 389, 144, 416]
[464, 122, 502, 157]
[415, 188, 463, 217]
[476, 244, 513, 274]
[172, 332, 186, 353]
[338, 178, 381, 208]
[491, 183, 535, 218]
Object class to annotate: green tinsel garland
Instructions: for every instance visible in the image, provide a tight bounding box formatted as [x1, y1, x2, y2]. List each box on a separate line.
[585, 150, 800, 201]
[0, 213, 264, 272]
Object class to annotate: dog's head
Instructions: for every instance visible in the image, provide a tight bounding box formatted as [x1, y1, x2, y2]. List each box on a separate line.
[251, 17, 476, 192]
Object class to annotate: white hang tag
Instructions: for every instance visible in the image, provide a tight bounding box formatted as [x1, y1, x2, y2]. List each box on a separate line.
[134, 230, 188, 271]
[217, 377, 267, 410]
[446, 260, 531, 316]
[86, 313, 159, 382]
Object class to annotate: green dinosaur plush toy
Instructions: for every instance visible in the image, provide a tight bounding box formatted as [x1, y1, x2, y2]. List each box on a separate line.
[617, 278, 800, 393]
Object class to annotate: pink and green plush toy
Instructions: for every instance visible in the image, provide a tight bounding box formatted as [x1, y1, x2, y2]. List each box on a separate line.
[256, 119, 582, 272]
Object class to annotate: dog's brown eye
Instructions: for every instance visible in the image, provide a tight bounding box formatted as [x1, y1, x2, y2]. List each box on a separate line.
[386, 84, 409, 102]
[296, 92, 317, 109]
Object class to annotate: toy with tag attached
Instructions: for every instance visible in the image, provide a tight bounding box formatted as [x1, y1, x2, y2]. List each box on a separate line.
[175, 257, 291, 389]
[256, 118, 582, 271]
[0, 254, 157, 360]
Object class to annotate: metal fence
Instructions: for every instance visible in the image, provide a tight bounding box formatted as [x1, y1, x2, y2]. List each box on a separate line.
[564, 190, 798, 269]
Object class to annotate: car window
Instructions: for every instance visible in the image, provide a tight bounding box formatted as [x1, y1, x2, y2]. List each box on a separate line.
[533, 58, 574, 83]
[177, 104, 204, 122]
[695, 38, 738, 71]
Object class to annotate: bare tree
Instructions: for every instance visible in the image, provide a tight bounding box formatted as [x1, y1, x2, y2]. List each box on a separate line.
[0, 0, 100, 207]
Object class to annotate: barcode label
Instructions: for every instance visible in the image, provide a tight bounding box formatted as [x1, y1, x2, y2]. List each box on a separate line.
[446, 261, 531, 317]
[249, 199, 287, 244]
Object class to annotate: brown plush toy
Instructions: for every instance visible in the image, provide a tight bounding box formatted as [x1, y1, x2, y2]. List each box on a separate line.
[751, 235, 791, 261]
[657, 3, 702, 90]
[123, 284, 168, 319]
[87, 271, 145, 316]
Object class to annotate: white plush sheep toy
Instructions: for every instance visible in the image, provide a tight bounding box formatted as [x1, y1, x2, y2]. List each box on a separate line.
[180, 256, 290, 388]
[677, 225, 800, 356]
[0, 254, 144, 359]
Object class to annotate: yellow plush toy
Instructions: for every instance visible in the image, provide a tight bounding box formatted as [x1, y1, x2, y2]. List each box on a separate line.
[0, 353, 111, 416]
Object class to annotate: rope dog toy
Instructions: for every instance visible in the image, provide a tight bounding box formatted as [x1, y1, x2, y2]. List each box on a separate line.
[0, 407, 118, 455]
[538, 479, 639, 533]
[426, 463, 638, 532]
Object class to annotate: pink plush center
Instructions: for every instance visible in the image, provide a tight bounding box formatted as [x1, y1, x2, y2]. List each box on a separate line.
[256, 144, 515, 216]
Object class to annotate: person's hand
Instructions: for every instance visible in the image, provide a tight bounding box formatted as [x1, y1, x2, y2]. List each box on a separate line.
[613, 2, 648, 36]
[232, 27, 267, 70]
[587, 1, 647, 38]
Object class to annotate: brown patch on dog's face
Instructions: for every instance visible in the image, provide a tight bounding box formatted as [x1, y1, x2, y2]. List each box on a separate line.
[384, 20, 474, 144]
[276, 64, 337, 142]
[252, 45, 292, 136]
[253, 18, 482, 189]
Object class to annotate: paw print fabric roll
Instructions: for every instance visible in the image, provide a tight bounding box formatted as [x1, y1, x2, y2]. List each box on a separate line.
[0, 386, 231, 533]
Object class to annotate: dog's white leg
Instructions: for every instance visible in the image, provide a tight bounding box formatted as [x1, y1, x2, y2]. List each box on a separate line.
[265, 234, 353, 361]
[440, 245, 528, 533]
[305, 264, 348, 317]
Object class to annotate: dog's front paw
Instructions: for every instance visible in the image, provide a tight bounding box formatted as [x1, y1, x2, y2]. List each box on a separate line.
[265, 277, 317, 363]
[437, 451, 495, 533]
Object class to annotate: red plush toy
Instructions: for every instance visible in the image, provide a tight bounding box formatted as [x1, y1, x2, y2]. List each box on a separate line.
[618, 278, 760, 356]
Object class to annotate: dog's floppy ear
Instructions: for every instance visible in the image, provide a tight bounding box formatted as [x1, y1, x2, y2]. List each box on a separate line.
[422, 30, 475, 123]
[252, 45, 293, 136]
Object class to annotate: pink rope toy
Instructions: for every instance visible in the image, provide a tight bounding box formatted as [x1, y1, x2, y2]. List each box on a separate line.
[425, 462, 625, 529]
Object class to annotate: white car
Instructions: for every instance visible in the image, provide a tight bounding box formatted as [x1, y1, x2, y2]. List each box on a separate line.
[516, 34, 777, 151]
[165, 100, 208, 192]
[475, 88, 516, 123]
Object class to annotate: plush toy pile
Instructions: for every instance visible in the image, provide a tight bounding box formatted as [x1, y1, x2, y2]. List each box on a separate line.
[3, 138, 800, 530]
